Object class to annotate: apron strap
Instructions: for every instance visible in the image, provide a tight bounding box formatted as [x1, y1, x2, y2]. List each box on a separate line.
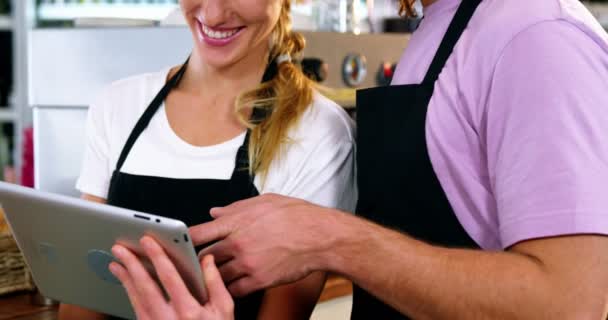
[262, 58, 279, 83]
[115, 57, 190, 171]
[250, 57, 280, 124]
[233, 56, 280, 184]
[422, 0, 482, 84]
[231, 130, 253, 177]
[114, 55, 280, 174]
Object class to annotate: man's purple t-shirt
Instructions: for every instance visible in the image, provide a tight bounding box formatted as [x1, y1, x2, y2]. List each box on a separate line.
[392, 0, 608, 249]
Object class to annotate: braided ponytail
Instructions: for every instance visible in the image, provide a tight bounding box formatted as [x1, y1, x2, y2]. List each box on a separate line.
[399, 0, 418, 17]
[235, 0, 315, 180]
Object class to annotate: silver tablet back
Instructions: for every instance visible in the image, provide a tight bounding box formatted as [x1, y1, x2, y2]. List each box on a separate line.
[0, 182, 206, 319]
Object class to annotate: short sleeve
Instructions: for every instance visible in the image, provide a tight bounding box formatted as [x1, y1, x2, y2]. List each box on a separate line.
[75, 90, 114, 198]
[486, 21, 608, 248]
[260, 99, 357, 212]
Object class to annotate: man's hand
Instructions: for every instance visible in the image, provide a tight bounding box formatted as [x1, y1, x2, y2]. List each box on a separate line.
[190, 194, 338, 297]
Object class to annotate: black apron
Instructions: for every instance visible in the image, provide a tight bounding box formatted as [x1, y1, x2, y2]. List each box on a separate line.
[107, 59, 277, 319]
[353, 0, 482, 319]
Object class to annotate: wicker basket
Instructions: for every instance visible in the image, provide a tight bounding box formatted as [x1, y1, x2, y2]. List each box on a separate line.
[0, 210, 36, 296]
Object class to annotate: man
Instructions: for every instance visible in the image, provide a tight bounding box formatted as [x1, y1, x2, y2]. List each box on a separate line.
[191, 0, 608, 318]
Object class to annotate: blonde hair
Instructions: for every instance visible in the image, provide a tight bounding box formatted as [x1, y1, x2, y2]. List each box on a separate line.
[235, 0, 314, 179]
[399, 0, 418, 17]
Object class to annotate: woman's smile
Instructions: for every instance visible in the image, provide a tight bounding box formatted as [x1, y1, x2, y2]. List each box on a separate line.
[196, 19, 246, 47]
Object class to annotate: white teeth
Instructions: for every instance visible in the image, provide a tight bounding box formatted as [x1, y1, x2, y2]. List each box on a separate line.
[201, 24, 238, 39]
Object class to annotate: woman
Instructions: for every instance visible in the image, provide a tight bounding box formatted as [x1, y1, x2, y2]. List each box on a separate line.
[139, 0, 608, 319]
[59, 0, 356, 319]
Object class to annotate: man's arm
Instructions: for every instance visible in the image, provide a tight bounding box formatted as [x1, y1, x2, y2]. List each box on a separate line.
[331, 20, 608, 320]
[324, 211, 608, 320]
[194, 195, 608, 320]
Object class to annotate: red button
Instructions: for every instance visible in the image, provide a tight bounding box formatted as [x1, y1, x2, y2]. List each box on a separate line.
[383, 62, 394, 78]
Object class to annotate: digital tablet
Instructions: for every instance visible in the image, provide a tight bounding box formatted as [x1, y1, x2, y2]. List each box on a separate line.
[0, 182, 206, 319]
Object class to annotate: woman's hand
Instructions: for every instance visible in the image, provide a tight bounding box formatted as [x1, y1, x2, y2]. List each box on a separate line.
[109, 236, 234, 320]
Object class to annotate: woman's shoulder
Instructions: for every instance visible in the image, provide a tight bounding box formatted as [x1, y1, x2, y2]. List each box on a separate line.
[292, 90, 356, 144]
[89, 68, 170, 116]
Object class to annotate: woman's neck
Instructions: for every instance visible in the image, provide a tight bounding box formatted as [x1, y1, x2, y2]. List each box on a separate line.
[180, 45, 269, 102]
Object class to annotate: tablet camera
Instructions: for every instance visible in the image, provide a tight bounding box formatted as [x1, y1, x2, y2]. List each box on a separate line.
[38, 242, 59, 265]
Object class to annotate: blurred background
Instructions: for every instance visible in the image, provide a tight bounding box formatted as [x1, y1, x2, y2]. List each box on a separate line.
[0, 0, 603, 190]
[0, 1, 607, 319]
[0, 0, 424, 191]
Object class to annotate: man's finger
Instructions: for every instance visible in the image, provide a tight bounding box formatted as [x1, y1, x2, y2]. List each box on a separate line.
[209, 198, 256, 218]
[197, 239, 235, 265]
[140, 237, 199, 314]
[202, 255, 235, 312]
[210, 193, 282, 218]
[218, 259, 247, 284]
[189, 218, 234, 247]
[226, 276, 262, 298]
[109, 262, 153, 320]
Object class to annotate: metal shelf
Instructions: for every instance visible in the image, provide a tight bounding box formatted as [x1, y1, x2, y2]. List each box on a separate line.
[0, 15, 11, 30]
[38, 3, 177, 22]
[0, 108, 16, 121]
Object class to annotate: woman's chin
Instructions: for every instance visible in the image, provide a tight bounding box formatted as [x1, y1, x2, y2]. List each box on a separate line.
[196, 54, 239, 70]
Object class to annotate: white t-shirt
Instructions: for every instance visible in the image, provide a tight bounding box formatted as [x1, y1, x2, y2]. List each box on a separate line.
[76, 68, 357, 211]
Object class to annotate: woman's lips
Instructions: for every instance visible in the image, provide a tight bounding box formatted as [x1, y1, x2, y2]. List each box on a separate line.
[196, 20, 245, 47]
